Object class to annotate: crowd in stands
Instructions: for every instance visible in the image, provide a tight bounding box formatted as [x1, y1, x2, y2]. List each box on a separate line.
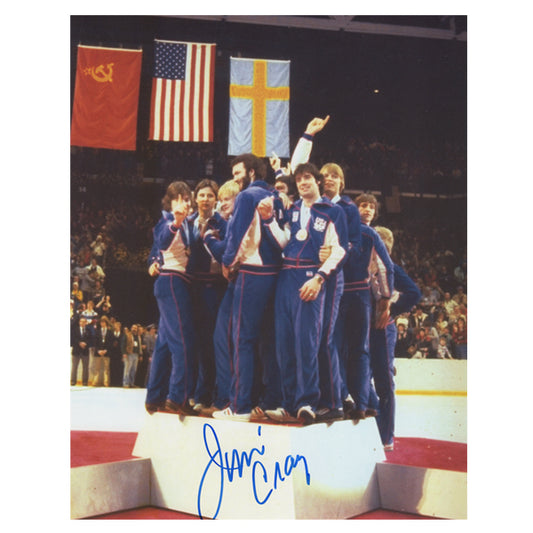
[71, 132, 466, 194]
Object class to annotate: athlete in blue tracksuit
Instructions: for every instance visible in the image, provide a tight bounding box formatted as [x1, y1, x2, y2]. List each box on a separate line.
[368, 227, 421, 450]
[336, 194, 394, 420]
[261, 163, 347, 424]
[271, 117, 353, 421]
[187, 191, 228, 410]
[212, 154, 286, 420]
[317, 164, 362, 420]
[203, 214, 236, 410]
[144, 181, 197, 416]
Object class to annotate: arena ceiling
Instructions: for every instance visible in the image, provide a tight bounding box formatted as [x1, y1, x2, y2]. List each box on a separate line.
[171, 15, 467, 42]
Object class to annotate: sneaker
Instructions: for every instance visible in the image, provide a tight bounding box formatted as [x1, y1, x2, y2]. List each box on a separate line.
[212, 407, 251, 422]
[145, 402, 164, 415]
[297, 405, 316, 426]
[265, 407, 298, 423]
[365, 408, 378, 418]
[199, 405, 219, 417]
[343, 396, 356, 419]
[250, 406, 268, 421]
[349, 408, 367, 420]
[192, 402, 205, 413]
[384, 442, 394, 452]
[316, 408, 344, 423]
[164, 398, 198, 416]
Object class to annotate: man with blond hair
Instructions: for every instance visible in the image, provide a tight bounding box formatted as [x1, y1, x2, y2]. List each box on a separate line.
[318, 160, 362, 420]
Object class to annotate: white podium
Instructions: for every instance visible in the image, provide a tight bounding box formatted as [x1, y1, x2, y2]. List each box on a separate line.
[133, 412, 385, 519]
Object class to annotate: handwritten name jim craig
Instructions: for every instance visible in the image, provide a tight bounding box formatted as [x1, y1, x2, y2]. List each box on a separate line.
[197, 423, 311, 519]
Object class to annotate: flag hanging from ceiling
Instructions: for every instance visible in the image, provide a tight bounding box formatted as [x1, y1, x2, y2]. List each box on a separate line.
[228, 57, 290, 158]
[71, 45, 142, 151]
[149, 40, 216, 142]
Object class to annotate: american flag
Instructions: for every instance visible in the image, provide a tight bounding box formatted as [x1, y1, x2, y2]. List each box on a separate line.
[149, 40, 216, 142]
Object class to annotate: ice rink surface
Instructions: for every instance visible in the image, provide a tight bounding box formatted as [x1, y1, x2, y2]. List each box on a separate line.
[70, 386, 467, 444]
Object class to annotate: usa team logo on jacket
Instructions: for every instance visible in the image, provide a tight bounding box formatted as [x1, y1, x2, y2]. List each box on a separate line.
[313, 217, 327, 232]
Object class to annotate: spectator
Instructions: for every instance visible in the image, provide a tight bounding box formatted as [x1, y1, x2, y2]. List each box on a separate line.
[395, 323, 414, 358]
[449, 302, 467, 326]
[135, 325, 148, 387]
[452, 285, 467, 307]
[80, 299, 99, 327]
[74, 302, 86, 322]
[143, 324, 157, 387]
[423, 320, 440, 356]
[409, 306, 428, 330]
[419, 285, 439, 317]
[442, 292, 459, 318]
[95, 294, 112, 318]
[109, 320, 124, 387]
[408, 344, 424, 359]
[434, 311, 449, 336]
[71, 281, 83, 308]
[437, 264, 455, 294]
[452, 316, 467, 359]
[92, 280, 105, 307]
[437, 336, 454, 359]
[90, 234, 106, 265]
[76, 259, 93, 300]
[86, 258, 106, 299]
[71, 317, 93, 386]
[440, 325, 454, 353]
[121, 324, 143, 388]
[415, 328, 434, 359]
[92, 316, 113, 386]
[395, 313, 409, 330]
[454, 255, 467, 284]
[78, 245, 92, 268]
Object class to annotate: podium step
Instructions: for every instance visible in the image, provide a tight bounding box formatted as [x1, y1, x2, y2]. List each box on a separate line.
[71, 414, 467, 519]
[133, 412, 385, 519]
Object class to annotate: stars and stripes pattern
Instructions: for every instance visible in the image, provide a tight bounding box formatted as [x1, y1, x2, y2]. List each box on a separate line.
[149, 40, 216, 142]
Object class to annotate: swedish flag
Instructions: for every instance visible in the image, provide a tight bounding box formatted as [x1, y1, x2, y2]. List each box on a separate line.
[228, 57, 290, 157]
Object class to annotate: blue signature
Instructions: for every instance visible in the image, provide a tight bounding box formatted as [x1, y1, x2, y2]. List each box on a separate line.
[197, 423, 311, 519]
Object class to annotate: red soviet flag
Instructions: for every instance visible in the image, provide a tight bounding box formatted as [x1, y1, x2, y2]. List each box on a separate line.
[71, 45, 143, 151]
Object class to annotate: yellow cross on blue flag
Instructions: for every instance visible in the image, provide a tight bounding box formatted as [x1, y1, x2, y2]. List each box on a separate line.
[228, 57, 290, 157]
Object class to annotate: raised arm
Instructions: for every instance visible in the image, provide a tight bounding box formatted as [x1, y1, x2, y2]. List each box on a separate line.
[257, 196, 290, 250]
[290, 115, 330, 170]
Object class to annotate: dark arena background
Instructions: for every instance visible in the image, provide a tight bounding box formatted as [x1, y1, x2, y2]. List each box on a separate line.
[70, 15, 467, 328]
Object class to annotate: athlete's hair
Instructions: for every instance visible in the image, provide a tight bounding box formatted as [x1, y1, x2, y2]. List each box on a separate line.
[320, 162, 345, 194]
[195, 179, 219, 196]
[374, 226, 394, 254]
[293, 162, 325, 195]
[230, 153, 267, 181]
[218, 179, 240, 199]
[161, 181, 192, 211]
[355, 192, 380, 219]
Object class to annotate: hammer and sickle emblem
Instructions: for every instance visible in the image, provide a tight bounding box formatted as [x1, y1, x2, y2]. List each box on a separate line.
[89, 63, 114, 83]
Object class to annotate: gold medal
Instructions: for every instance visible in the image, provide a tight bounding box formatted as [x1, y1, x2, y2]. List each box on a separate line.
[296, 229, 308, 241]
